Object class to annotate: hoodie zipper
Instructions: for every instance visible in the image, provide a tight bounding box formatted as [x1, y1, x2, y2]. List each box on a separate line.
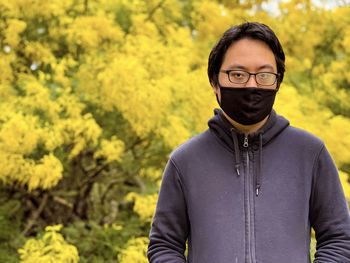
[243, 136, 249, 148]
[243, 135, 256, 263]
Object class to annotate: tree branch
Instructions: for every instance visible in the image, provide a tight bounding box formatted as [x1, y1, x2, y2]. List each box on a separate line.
[100, 178, 125, 206]
[22, 192, 49, 235]
[52, 195, 73, 209]
[145, 0, 167, 22]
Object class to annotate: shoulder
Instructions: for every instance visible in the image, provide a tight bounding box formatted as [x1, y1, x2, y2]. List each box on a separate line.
[169, 129, 217, 164]
[282, 125, 324, 151]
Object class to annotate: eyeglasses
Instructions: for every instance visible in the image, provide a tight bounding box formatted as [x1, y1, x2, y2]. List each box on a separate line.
[220, 69, 279, 86]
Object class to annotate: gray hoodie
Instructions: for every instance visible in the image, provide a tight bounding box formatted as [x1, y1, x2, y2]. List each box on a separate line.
[148, 109, 350, 263]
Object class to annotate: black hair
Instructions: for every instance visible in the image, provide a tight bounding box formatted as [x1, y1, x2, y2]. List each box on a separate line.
[208, 22, 285, 88]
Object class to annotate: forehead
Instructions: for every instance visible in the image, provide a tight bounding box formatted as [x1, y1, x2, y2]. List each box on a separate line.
[222, 38, 277, 71]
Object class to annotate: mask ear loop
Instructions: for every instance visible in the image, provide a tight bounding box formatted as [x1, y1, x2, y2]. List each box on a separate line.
[211, 76, 221, 105]
[276, 73, 281, 91]
[215, 83, 222, 106]
[216, 93, 221, 106]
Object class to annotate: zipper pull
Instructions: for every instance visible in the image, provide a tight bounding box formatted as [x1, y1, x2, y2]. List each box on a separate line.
[243, 136, 248, 148]
[235, 164, 240, 176]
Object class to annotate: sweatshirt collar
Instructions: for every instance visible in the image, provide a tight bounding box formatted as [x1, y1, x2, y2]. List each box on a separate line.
[208, 108, 289, 150]
[208, 108, 289, 196]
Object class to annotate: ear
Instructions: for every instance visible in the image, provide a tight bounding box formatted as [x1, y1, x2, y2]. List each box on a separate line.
[211, 83, 221, 104]
[276, 81, 281, 91]
[211, 82, 219, 95]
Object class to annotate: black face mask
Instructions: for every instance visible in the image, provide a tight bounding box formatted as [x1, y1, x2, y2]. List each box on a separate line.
[217, 86, 278, 125]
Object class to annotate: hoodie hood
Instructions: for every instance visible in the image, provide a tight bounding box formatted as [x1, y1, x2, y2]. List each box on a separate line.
[208, 108, 289, 150]
[208, 108, 289, 195]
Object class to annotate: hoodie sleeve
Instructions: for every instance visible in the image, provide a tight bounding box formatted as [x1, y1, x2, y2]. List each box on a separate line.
[147, 158, 189, 263]
[310, 145, 350, 262]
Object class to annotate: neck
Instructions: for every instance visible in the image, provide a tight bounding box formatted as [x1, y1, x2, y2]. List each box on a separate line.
[223, 112, 268, 135]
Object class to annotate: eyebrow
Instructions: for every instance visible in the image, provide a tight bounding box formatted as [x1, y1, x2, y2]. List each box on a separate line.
[225, 64, 276, 71]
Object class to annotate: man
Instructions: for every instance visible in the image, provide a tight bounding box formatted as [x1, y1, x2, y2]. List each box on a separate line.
[147, 22, 350, 262]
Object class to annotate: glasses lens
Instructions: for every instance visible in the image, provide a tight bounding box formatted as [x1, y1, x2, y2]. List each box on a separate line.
[228, 71, 249, 84]
[256, 73, 276, 85]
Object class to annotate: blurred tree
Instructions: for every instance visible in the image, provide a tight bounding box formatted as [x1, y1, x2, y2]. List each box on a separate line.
[0, 0, 348, 262]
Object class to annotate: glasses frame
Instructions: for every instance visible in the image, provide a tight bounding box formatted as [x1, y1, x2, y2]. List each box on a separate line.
[220, 69, 280, 86]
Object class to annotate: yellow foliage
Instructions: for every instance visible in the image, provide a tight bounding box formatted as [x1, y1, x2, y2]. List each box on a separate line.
[0, 75, 101, 189]
[80, 52, 172, 136]
[0, 1, 349, 261]
[0, 151, 63, 192]
[340, 171, 350, 200]
[139, 167, 162, 182]
[0, 0, 73, 19]
[126, 192, 158, 222]
[0, 113, 40, 155]
[16, 77, 62, 121]
[118, 237, 149, 263]
[28, 154, 63, 191]
[66, 15, 124, 51]
[191, 1, 240, 42]
[275, 84, 350, 167]
[172, 68, 216, 134]
[24, 42, 56, 67]
[94, 137, 125, 163]
[129, 14, 160, 38]
[51, 56, 78, 87]
[18, 224, 79, 263]
[0, 152, 31, 185]
[4, 19, 26, 48]
[60, 114, 102, 159]
[0, 54, 15, 85]
[343, 28, 350, 54]
[157, 115, 191, 149]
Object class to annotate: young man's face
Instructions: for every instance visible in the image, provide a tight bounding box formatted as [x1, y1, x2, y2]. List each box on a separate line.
[214, 38, 278, 100]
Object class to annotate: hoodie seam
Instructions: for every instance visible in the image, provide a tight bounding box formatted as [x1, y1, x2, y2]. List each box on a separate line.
[209, 128, 235, 154]
[310, 144, 325, 195]
[252, 152, 258, 263]
[169, 157, 190, 208]
[309, 143, 325, 223]
[168, 157, 192, 254]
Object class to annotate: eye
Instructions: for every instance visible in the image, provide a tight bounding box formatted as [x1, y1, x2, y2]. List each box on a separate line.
[258, 73, 270, 79]
[256, 72, 277, 86]
[229, 71, 246, 79]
